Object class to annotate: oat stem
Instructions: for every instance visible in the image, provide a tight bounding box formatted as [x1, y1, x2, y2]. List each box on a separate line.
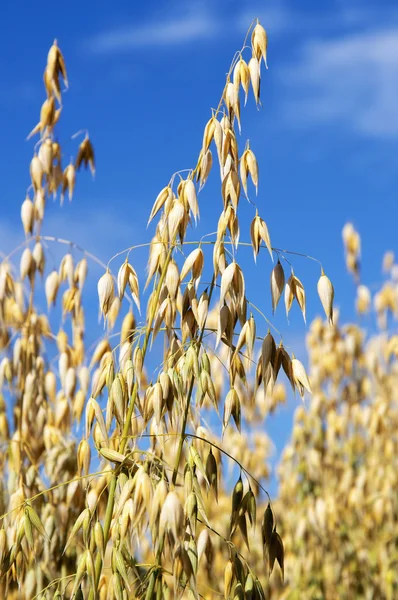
[90, 247, 174, 598]
[171, 275, 217, 486]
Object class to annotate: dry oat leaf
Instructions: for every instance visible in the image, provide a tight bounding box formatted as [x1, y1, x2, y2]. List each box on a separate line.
[317, 269, 334, 324]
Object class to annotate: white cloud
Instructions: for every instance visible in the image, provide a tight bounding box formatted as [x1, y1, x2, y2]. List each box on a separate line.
[85, 0, 295, 56]
[281, 27, 398, 138]
[86, 4, 218, 55]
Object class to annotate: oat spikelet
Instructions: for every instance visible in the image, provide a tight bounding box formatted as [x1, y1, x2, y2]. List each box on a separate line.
[47, 39, 68, 88]
[61, 163, 76, 204]
[97, 270, 114, 320]
[317, 269, 334, 324]
[251, 23, 268, 67]
[248, 56, 261, 104]
[292, 355, 312, 398]
[75, 135, 95, 176]
[250, 213, 272, 262]
[271, 261, 285, 314]
[21, 198, 34, 235]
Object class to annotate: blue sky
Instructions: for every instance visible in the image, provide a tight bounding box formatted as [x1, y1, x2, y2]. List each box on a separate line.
[1, 0, 398, 494]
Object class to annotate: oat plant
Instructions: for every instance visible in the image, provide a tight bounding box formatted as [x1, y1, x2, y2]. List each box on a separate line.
[0, 21, 333, 600]
[271, 235, 398, 599]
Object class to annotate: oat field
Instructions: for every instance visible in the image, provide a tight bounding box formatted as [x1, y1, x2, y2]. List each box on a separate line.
[1, 15, 397, 600]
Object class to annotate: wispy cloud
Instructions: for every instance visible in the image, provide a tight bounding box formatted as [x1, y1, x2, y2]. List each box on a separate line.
[281, 27, 398, 139]
[85, 4, 218, 55]
[84, 0, 294, 56]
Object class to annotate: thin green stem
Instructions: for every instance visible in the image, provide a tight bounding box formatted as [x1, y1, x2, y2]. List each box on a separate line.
[90, 247, 174, 598]
[171, 275, 217, 486]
